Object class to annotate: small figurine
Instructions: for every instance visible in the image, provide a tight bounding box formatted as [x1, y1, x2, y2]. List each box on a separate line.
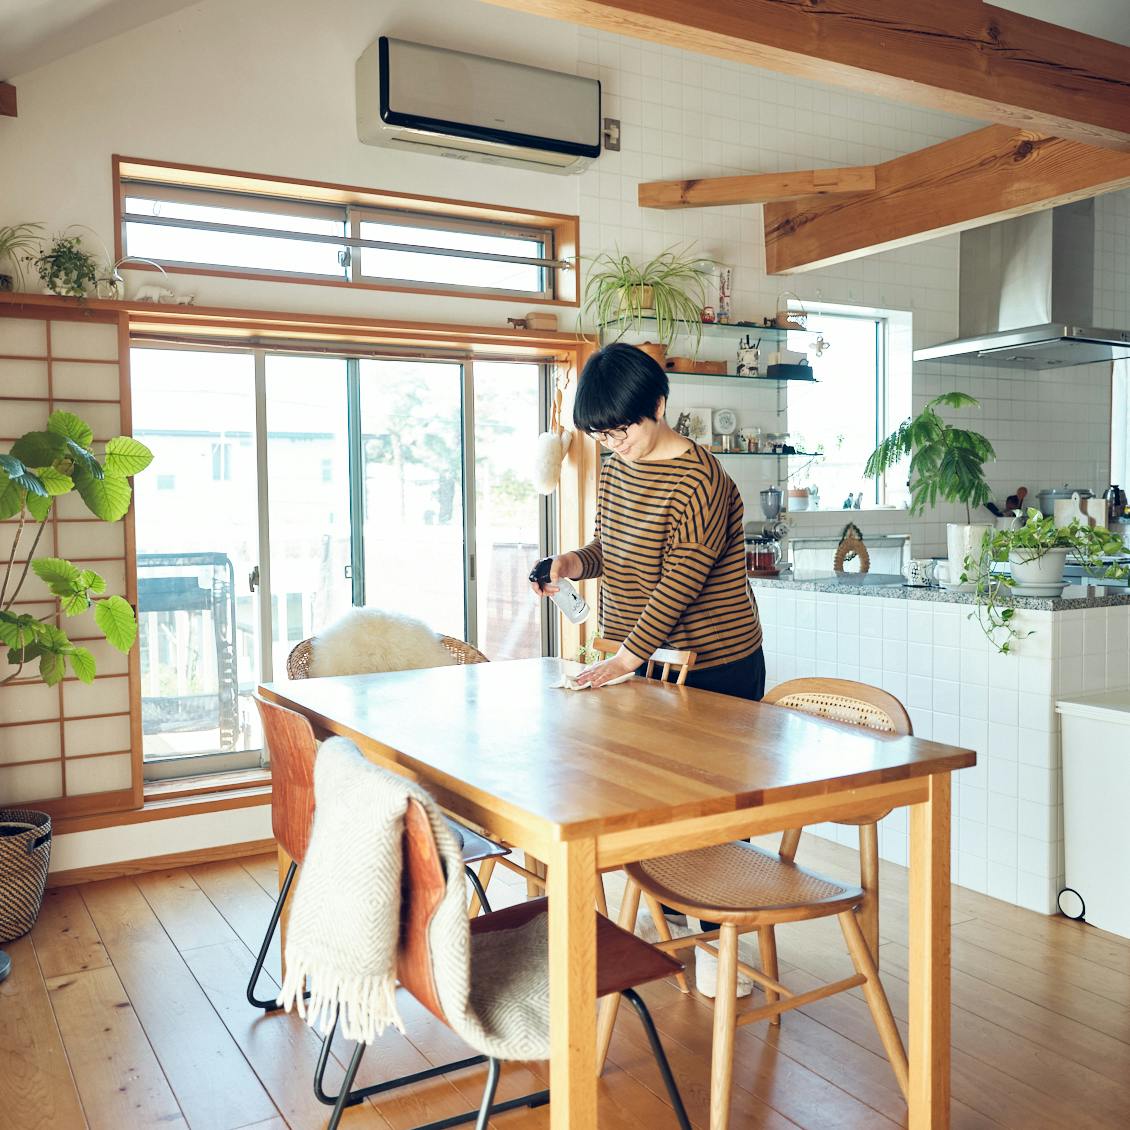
[842, 493, 854, 509]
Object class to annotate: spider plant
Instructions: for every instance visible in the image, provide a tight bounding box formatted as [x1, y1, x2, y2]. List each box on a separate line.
[581, 246, 709, 353]
[0, 222, 44, 290]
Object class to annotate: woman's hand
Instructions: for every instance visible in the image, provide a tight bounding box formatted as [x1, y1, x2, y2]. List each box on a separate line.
[574, 646, 640, 689]
[529, 551, 581, 597]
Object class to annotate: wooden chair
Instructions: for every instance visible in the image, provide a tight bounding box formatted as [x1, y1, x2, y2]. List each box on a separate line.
[604, 842, 908, 1129]
[245, 694, 504, 1011]
[317, 789, 694, 1130]
[590, 636, 697, 685]
[763, 677, 912, 965]
[282, 630, 507, 918]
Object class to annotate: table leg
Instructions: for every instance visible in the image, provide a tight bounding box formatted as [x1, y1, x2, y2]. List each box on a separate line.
[277, 846, 294, 980]
[547, 837, 597, 1129]
[908, 772, 951, 1128]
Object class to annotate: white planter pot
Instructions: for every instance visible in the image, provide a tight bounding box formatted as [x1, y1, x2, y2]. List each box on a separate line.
[1009, 547, 1068, 586]
[946, 522, 993, 583]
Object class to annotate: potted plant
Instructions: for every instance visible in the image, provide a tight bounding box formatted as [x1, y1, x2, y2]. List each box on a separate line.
[582, 245, 709, 361]
[965, 509, 1128, 652]
[28, 232, 99, 298]
[1, 410, 153, 685]
[864, 392, 996, 584]
[0, 222, 43, 291]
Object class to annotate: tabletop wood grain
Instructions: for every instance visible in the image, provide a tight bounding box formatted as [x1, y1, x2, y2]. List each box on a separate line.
[260, 658, 975, 840]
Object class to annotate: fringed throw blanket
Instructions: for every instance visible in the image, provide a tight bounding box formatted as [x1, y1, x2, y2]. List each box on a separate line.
[278, 738, 551, 1059]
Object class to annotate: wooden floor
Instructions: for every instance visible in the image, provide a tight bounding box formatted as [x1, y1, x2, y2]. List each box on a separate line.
[4, 836, 1130, 1130]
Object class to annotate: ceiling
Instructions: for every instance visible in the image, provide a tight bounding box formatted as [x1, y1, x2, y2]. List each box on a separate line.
[1, 0, 1128, 81]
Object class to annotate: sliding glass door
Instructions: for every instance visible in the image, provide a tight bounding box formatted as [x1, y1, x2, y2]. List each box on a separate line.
[131, 345, 552, 778]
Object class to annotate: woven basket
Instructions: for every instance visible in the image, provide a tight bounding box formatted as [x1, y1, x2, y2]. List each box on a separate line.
[0, 809, 52, 942]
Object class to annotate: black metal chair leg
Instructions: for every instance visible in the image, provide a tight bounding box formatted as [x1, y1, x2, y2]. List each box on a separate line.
[246, 859, 296, 1010]
[463, 864, 493, 915]
[327, 1040, 368, 1130]
[474, 1059, 501, 1130]
[622, 988, 692, 1130]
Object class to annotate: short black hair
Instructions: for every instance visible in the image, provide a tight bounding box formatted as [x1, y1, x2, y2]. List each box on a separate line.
[572, 343, 669, 434]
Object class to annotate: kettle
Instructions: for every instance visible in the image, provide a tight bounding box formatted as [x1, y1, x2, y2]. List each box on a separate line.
[760, 486, 783, 520]
[1103, 484, 1127, 523]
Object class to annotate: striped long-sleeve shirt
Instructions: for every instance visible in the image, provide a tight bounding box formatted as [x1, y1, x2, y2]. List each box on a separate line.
[574, 443, 762, 669]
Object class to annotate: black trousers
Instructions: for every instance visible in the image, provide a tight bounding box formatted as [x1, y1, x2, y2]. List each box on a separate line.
[646, 647, 766, 702]
[650, 647, 765, 931]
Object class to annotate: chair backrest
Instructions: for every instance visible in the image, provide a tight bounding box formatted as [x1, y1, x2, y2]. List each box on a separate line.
[285, 632, 488, 679]
[591, 637, 696, 685]
[253, 693, 318, 862]
[763, 677, 912, 736]
[397, 797, 453, 1024]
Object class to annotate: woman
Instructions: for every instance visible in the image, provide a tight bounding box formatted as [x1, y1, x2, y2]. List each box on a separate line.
[532, 342, 765, 699]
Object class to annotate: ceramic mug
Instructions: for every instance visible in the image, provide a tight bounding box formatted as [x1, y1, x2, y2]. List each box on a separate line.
[903, 558, 938, 587]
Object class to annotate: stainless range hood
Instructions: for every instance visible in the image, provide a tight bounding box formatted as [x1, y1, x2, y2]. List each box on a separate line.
[914, 200, 1130, 369]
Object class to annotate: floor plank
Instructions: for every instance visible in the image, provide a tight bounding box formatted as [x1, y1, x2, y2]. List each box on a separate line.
[0, 935, 88, 1130]
[46, 963, 186, 1130]
[80, 877, 279, 1130]
[30, 886, 110, 980]
[135, 868, 243, 952]
[190, 860, 284, 984]
[181, 939, 390, 1128]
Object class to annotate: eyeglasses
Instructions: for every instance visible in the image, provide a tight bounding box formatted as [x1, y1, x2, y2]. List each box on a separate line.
[588, 424, 632, 445]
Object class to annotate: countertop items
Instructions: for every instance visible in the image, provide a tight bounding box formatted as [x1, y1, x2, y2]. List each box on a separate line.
[748, 571, 1130, 611]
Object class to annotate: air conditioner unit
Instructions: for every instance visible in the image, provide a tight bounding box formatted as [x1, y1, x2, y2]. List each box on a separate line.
[356, 37, 601, 175]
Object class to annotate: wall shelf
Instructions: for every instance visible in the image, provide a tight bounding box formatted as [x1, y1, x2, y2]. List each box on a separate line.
[667, 368, 818, 382]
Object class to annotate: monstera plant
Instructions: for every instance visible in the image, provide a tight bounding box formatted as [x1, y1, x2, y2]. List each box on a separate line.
[0, 411, 153, 686]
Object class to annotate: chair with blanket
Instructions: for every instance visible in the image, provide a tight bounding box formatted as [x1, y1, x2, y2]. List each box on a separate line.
[246, 693, 504, 1011]
[281, 737, 693, 1130]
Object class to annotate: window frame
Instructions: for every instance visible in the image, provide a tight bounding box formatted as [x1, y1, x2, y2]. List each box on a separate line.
[114, 155, 580, 305]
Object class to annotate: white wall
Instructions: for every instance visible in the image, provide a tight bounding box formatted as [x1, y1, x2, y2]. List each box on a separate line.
[2, 0, 1126, 870]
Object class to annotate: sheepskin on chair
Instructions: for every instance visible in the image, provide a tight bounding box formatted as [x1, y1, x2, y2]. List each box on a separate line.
[307, 608, 456, 677]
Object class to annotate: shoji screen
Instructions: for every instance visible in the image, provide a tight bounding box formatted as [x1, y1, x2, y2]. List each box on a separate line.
[0, 303, 141, 816]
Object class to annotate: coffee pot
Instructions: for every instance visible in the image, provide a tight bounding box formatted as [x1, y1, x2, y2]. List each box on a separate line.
[760, 486, 782, 519]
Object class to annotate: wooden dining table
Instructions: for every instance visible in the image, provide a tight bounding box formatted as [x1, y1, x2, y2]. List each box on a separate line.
[259, 657, 975, 1129]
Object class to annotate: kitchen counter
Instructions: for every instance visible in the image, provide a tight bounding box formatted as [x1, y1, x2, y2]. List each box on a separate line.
[749, 572, 1130, 611]
[752, 573, 1130, 917]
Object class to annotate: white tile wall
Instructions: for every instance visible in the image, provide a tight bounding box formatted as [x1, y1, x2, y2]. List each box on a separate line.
[577, 29, 1124, 559]
[755, 585, 1130, 913]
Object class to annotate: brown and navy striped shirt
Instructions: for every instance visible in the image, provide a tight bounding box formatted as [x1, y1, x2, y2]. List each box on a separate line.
[574, 443, 762, 669]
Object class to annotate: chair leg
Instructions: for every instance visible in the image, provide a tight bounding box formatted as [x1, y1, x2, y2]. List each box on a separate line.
[466, 858, 497, 918]
[838, 910, 908, 1100]
[246, 859, 296, 1010]
[622, 989, 692, 1130]
[464, 863, 493, 916]
[595, 872, 609, 916]
[596, 878, 641, 1072]
[475, 1058, 501, 1130]
[859, 823, 881, 968]
[525, 853, 546, 899]
[757, 926, 781, 1027]
[642, 893, 691, 994]
[709, 923, 739, 1130]
[327, 1039, 367, 1130]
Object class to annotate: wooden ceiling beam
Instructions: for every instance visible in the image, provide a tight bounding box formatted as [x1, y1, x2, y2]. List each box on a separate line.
[0, 83, 16, 118]
[639, 167, 875, 209]
[763, 125, 1130, 274]
[485, 0, 1130, 151]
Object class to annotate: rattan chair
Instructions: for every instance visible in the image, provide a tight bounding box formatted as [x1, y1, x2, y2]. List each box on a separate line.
[604, 841, 908, 1129]
[763, 678, 912, 965]
[280, 628, 507, 919]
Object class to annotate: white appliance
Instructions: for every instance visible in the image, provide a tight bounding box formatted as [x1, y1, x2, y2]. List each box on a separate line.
[1056, 691, 1130, 939]
[356, 37, 601, 174]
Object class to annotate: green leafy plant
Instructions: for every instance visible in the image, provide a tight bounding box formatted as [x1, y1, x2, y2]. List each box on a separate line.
[29, 232, 99, 298]
[864, 392, 995, 521]
[582, 245, 708, 352]
[1, 411, 153, 686]
[963, 508, 1128, 653]
[0, 222, 44, 290]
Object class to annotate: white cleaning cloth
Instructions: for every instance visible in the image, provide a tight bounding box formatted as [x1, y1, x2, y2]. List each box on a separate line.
[550, 671, 636, 691]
